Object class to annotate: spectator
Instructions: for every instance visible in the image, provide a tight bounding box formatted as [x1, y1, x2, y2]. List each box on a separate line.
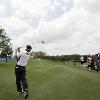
[80, 56, 84, 67]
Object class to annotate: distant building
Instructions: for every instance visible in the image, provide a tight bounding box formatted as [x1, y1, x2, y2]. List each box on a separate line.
[30, 51, 35, 57]
[30, 51, 47, 57]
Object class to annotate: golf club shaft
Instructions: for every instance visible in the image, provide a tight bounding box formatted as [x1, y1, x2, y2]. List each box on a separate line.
[18, 41, 44, 49]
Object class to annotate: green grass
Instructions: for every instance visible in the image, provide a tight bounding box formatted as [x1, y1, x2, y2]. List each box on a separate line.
[0, 59, 100, 100]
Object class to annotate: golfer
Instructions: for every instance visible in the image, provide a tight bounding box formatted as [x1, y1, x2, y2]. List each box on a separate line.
[15, 45, 32, 99]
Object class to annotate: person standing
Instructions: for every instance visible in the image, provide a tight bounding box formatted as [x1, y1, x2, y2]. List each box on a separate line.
[87, 55, 92, 70]
[15, 45, 32, 99]
[96, 53, 100, 72]
[90, 56, 95, 70]
[80, 56, 84, 67]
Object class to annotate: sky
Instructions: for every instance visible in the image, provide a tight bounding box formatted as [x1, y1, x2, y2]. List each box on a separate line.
[0, 0, 100, 55]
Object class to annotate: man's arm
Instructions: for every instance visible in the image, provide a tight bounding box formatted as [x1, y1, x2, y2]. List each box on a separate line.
[15, 49, 18, 59]
[15, 47, 21, 59]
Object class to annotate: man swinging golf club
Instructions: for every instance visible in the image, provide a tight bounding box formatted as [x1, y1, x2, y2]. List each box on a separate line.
[15, 45, 32, 99]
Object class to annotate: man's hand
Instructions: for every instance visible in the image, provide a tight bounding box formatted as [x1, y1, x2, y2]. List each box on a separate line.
[15, 47, 21, 58]
[16, 47, 22, 52]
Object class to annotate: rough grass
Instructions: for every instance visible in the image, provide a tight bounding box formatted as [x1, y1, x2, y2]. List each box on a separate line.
[0, 59, 100, 100]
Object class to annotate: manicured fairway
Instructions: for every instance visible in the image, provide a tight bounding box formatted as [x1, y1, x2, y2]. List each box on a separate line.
[0, 59, 100, 100]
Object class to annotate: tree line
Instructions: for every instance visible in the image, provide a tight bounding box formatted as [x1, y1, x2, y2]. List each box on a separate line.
[37, 54, 82, 62]
[0, 26, 12, 62]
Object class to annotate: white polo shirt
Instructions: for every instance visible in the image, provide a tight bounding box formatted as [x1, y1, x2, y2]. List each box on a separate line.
[80, 56, 84, 61]
[17, 52, 30, 66]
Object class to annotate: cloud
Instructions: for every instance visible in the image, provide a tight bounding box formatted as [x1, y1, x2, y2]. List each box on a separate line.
[0, 0, 100, 55]
[45, 0, 73, 21]
[0, 0, 14, 17]
[74, 0, 100, 14]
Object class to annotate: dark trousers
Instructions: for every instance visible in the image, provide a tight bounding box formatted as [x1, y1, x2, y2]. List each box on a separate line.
[96, 62, 100, 72]
[15, 65, 28, 92]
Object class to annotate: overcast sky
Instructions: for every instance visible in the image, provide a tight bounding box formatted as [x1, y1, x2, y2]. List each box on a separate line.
[0, 0, 100, 55]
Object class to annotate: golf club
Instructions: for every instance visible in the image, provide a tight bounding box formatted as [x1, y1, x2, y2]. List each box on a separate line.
[18, 41, 45, 49]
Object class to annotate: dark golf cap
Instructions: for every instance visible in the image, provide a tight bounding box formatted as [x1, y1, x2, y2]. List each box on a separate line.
[26, 45, 32, 50]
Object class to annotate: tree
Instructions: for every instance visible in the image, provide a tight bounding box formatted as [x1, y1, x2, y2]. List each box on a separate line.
[0, 26, 12, 62]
